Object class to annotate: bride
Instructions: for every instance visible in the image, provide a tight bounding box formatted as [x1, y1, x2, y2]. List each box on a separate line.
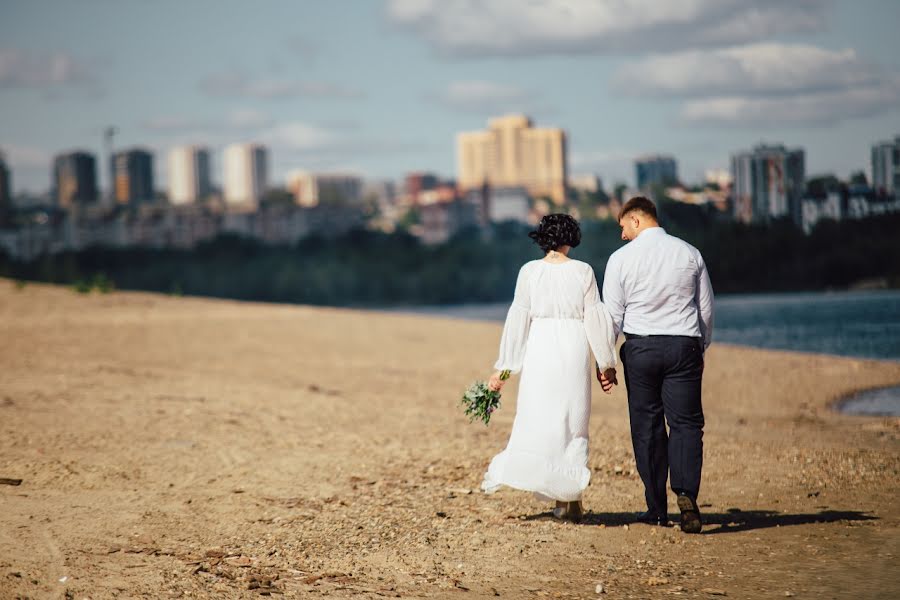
[482, 214, 618, 522]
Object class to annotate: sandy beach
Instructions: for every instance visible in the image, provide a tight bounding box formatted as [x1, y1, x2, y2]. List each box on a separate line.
[1, 280, 899, 600]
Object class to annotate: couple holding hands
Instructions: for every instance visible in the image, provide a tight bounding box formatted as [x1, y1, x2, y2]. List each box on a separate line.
[481, 197, 714, 533]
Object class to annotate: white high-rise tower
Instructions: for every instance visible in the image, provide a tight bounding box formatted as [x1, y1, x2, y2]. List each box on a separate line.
[224, 143, 268, 209]
[168, 146, 210, 205]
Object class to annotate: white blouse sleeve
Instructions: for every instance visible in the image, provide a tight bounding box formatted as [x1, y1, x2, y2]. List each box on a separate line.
[583, 266, 617, 371]
[493, 264, 532, 373]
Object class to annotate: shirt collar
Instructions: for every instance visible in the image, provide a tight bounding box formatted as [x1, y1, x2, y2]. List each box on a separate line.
[635, 226, 665, 239]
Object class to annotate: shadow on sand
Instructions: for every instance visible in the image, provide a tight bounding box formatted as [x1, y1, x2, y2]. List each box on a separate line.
[522, 508, 878, 534]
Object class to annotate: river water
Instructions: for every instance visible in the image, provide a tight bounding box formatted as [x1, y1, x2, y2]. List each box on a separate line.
[400, 289, 900, 416]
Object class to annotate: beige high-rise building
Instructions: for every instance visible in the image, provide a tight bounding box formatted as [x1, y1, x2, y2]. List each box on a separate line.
[457, 114, 568, 205]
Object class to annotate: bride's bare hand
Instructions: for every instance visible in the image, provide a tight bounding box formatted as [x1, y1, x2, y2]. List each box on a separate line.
[488, 371, 506, 392]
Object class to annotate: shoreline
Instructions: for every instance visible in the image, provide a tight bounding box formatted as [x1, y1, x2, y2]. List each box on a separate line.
[2, 280, 899, 598]
[386, 290, 900, 366]
[7, 277, 899, 362]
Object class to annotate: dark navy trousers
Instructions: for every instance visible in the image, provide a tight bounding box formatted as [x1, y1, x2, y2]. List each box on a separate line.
[620, 334, 705, 517]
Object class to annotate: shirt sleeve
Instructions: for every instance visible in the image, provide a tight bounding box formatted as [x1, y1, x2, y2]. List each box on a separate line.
[584, 266, 617, 371]
[493, 264, 532, 373]
[601, 254, 625, 340]
[695, 254, 715, 351]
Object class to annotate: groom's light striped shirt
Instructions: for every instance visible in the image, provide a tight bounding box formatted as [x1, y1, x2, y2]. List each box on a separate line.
[602, 227, 714, 350]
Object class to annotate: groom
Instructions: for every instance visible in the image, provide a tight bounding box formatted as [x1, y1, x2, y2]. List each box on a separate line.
[599, 197, 714, 533]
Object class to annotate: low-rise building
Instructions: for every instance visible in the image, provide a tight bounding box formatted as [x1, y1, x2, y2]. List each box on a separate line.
[287, 171, 364, 207]
[0, 202, 366, 260]
[800, 186, 900, 234]
[419, 198, 481, 245]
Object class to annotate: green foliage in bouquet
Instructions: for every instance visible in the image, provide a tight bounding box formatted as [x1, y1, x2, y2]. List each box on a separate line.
[461, 370, 510, 425]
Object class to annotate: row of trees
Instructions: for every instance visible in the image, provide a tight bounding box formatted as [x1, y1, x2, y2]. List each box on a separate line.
[2, 204, 899, 306]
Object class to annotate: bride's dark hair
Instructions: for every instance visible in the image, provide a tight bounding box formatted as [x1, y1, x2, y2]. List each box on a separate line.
[528, 213, 581, 253]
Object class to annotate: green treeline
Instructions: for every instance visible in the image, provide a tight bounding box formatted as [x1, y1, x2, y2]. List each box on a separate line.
[2, 202, 899, 306]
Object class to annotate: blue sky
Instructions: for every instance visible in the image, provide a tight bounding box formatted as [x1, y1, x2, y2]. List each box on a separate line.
[2, 0, 899, 195]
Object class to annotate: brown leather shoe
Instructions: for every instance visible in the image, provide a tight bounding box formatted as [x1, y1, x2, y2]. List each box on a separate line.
[677, 493, 702, 534]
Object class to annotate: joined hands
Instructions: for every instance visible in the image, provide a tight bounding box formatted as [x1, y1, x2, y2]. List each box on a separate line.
[596, 366, 618, 394]
[489, 368, 617, 394]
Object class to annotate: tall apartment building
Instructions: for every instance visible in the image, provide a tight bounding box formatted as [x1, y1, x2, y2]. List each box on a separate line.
[0, 151, 11, 227]
[53, 151, 99, 209]
[224, 143, 268, 208]
[111, 148, 154, 206]
[731, 144, 805, 226]
[168, 146, 211, 205]
[457, 114, 568, 205]
[871, 135, 900, 198]
[635, 155, 678, 189]
[286, 171, 363, 207]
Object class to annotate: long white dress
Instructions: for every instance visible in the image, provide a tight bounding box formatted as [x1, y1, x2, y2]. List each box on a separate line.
[481, 259, 617, 502]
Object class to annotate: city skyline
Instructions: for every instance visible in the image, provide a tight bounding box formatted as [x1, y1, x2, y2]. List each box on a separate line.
[2, 1, 900, 195]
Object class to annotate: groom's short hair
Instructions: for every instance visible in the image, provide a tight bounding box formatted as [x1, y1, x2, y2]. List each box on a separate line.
[619, 196, 658, 223]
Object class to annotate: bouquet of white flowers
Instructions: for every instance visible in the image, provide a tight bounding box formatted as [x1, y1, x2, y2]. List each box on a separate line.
[461, 370, 510, 425]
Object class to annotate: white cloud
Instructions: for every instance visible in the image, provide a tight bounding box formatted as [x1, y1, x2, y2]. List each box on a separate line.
[0, 48, 98, 90]
[385, 0, 828, 57]
[428, 80, 533, 113]
[680, 84, 900, 126]
[614, 44, 882, 98]
[614, 42, 900, 127]
[264, 122, 338, 151]
[200, 72, 363, 100]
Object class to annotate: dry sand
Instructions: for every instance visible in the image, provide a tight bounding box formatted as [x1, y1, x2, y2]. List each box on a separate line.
[1, 280, 899, 600]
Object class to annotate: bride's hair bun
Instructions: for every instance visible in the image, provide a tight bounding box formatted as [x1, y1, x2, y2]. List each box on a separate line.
[528, 213, 581, 253]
